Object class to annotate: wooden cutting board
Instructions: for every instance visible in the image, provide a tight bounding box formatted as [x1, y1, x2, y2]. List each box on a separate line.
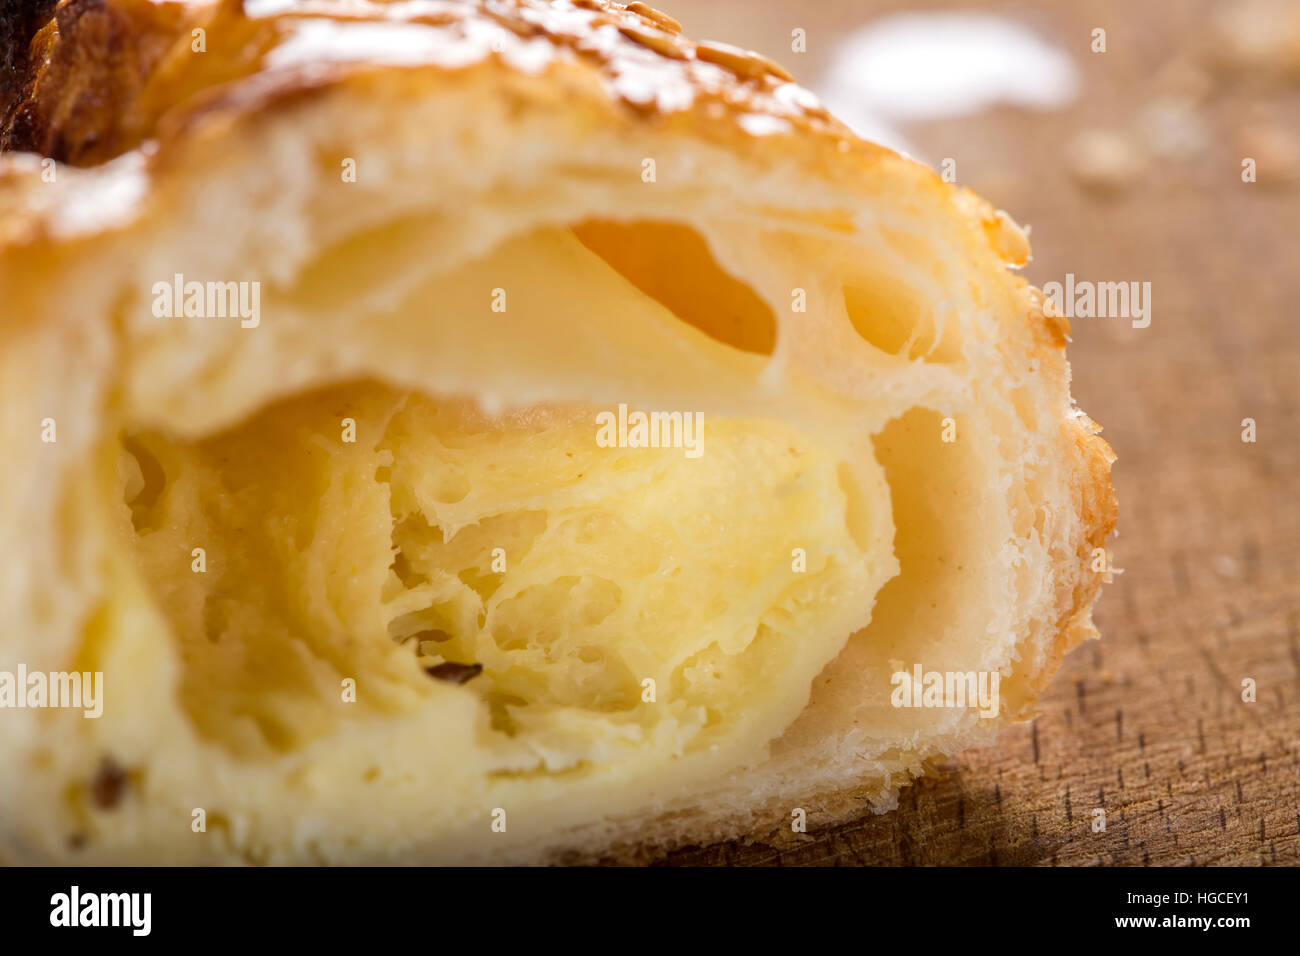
[661, 0, 1300, 866]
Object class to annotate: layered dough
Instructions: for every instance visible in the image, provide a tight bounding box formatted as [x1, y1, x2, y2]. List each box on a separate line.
[0, 0, 1115, 863]
[123, 377, 891, 770]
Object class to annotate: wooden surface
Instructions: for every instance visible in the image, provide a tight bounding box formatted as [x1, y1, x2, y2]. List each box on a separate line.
[659, 0, 1300, 866]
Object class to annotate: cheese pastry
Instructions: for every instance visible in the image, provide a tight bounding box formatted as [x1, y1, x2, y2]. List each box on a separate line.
[0, 0, 1116, 864]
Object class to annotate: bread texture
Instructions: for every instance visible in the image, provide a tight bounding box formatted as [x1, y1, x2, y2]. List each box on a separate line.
[0, 0, 1116, 864]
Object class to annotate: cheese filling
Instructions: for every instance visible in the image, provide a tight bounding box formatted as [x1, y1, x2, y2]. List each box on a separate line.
[51, 217, 949, 857]
[117, 379, 890, 779]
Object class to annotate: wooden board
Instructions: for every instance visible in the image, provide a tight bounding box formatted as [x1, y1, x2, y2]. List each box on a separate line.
[660, 0, 1300, 866]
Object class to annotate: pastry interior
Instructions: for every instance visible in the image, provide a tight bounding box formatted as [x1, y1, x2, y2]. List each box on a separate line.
[34, 199, 1033, 861]
[112, 215, 924, 760]
[0, 28, 1103, 857]
[0, 0, 1121, 866]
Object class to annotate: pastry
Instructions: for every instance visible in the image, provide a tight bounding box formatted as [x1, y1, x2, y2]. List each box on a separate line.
[0, 0, 1116, 864]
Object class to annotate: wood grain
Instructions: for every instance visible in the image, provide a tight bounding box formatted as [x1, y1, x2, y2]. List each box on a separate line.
[659, 0, 1300, 866]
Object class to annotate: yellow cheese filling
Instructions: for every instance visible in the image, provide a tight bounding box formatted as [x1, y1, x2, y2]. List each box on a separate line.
[116, 381, 888, 778]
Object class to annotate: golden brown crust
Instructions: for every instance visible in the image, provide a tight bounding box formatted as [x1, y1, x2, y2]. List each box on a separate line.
[4, 1, 884, 172]
[0, 0, 1044, 293]
[1, 0, 189, 160]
